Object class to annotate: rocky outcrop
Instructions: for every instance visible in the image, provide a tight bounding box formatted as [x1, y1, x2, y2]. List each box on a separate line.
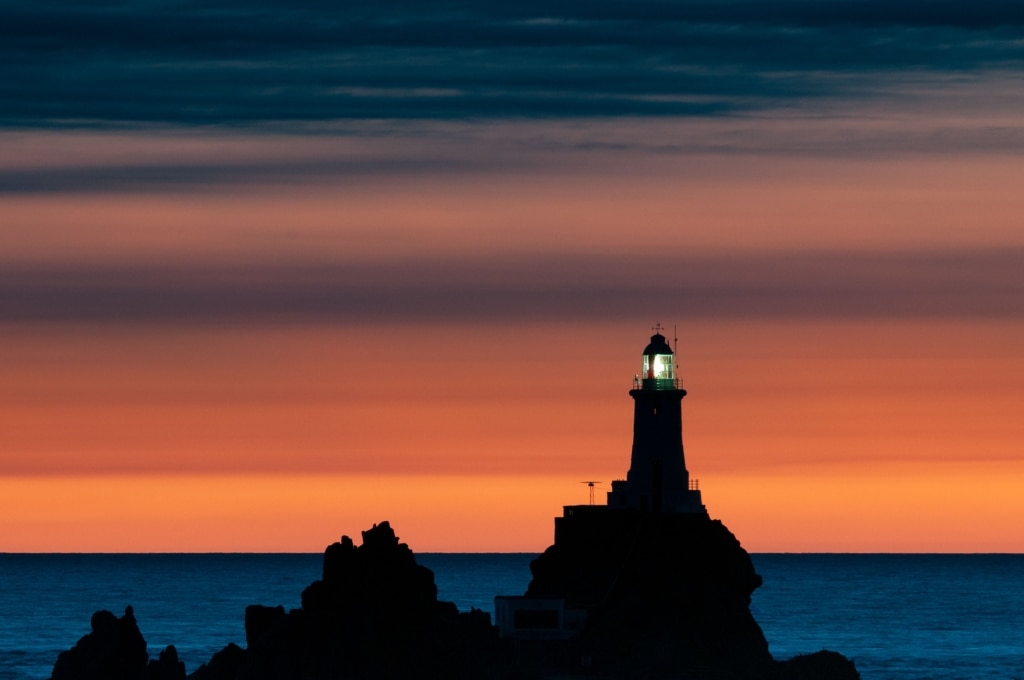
[772, 650, 860, 680]
[523, 507, 857, 680]
[189, 521, 499, 680]
[185, 643, 244, 680]
[49, 519, 857, 680]
[49, 606, 185, 680]
[50, 523, 498, 680]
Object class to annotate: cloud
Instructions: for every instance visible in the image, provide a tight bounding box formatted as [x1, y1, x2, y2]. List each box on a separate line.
[0, 156, 506, 194]
[6, 109, 1024, 194]
[2, 1, 1023, 128]
[2, 249, 1020, 324]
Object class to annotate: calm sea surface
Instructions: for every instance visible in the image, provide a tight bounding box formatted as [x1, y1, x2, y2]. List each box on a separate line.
[1, 553, 1022, 680]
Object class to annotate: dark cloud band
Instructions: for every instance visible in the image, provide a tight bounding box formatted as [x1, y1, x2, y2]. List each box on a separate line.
[2, 1, 1023, 128]
[2, 250, 1020, 324]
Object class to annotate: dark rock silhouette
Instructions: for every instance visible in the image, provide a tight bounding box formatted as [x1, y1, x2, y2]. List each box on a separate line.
[526, 509, 769, 677]
[772, 650, 860, 680]
[49, 606, 185, 680]
[186, 644, 244, 680]
[519, 507, 858, 679]
[150, 646, 188, 680]
[188, 520, 499, 680]
[50, 520, 857, 680]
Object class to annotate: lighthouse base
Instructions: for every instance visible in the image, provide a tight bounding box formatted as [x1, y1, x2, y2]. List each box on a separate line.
[517, 506, 771, 678]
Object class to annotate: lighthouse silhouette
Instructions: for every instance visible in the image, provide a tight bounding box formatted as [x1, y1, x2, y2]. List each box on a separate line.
[494, 328, 822, 679]
[607, 327, 706, 514]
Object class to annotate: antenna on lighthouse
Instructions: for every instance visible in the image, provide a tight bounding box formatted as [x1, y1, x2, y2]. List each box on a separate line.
[580, 481, 602, 505]
[674, 324, 680, 375]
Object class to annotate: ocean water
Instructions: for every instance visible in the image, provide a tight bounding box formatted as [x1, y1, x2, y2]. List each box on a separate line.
[1, 553, 1022, 680]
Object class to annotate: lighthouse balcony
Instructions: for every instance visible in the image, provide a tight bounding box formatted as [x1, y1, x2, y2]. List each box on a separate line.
[634, 376, 682, 390]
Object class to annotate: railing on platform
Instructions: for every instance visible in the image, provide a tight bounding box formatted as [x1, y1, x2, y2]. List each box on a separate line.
[633, 376, 683, 389]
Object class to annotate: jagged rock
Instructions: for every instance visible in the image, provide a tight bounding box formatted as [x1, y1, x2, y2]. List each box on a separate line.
[48, 606, 186, 680]
[187, 643, 245, 680]
[305, 520, 438, 623]
[50, 606, 150, 680]
[48, 523, 499, 680]
[244, 605, 287, 648]
[48, 519, 856, 680]
[521, 508, 858, 679]
[194, 521, 500, 680]
[148, 646, 187, 680]
[525, 509, 770, 678]
[773, 650, 860, 680]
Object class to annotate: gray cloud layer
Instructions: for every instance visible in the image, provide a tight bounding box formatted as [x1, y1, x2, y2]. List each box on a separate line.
[3, 1, 1023, 127]
[3, 249, 1019, 323]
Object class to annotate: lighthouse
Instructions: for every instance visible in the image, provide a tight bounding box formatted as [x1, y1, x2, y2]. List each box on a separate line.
[495, 327, 713, 640]
[607, 328, 706, 514]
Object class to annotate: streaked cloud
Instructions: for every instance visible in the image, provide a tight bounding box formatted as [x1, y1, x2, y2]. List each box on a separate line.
[2, 1, 1023, 128]
[5, 108, 1024, 195]
[3, 249, 1019, 324]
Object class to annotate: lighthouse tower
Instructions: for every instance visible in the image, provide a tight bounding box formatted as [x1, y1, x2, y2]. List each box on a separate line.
[495, 327, 713, 640]
[607, 328, 706, 514]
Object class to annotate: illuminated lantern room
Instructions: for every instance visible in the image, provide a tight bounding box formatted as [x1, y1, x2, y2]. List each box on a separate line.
[639, 331, 678, 390]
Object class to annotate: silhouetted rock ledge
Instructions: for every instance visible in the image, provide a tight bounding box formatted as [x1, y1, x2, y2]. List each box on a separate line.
[50, 520, 858, 680]
[49, 522, 498, 680]
[50, 606, 186, 680]
[520, 507, 858, 679]
[190, 521, 499, 680]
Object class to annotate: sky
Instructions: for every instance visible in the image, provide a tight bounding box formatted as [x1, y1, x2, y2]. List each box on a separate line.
[2, 0, 1023, 552]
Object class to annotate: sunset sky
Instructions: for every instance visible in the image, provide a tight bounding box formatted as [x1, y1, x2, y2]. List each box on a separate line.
[2, 1, 1023, 552]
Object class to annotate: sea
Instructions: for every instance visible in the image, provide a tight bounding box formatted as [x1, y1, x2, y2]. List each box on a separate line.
[1, 553, 1022, 680]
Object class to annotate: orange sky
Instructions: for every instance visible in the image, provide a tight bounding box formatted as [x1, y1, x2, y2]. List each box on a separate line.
[2, 120, 1023, 553]
[2, 314, 1022, 551]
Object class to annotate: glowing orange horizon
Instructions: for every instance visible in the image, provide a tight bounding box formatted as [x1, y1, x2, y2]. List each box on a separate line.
[2, 319, 1022, 553]
[3, 462, 1023, 553]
